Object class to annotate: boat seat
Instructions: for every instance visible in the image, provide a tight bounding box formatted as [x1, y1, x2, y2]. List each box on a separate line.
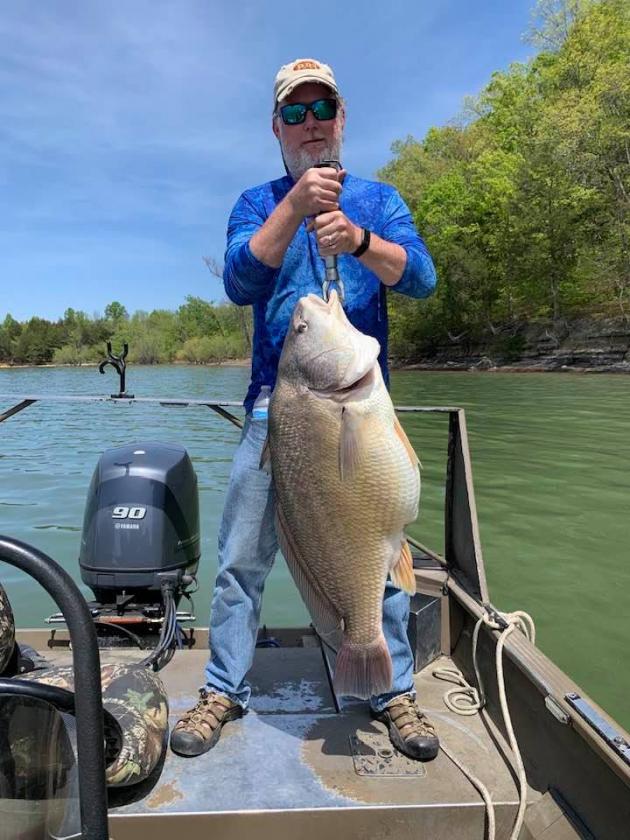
[0, 582, 169, 788]
[0, 583, 16, 674]
[21, 661, 169, 787]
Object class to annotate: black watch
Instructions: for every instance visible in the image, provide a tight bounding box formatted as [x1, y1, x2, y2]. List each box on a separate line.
[352, 227, 371, 258]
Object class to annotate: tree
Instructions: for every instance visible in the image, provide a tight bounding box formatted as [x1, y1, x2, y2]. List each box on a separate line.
[203, 256, 252, 352]
[104, 301, 129, 324]
[525, 0, 593, 51]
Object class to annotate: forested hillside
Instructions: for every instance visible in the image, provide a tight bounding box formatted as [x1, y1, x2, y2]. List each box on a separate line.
[381, 0, 629, 362]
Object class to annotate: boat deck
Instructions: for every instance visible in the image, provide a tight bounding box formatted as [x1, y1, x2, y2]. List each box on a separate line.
[45, 641, 531, 839]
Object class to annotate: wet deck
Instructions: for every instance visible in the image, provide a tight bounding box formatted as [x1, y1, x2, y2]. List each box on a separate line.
[41, 642, 532, 838]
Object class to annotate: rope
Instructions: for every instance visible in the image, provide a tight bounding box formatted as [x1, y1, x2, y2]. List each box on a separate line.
[432, 608, 536, 840]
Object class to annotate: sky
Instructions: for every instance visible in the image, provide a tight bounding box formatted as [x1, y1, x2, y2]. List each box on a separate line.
[1, 0, 537, 322]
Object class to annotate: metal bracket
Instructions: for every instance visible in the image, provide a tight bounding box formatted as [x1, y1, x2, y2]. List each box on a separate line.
[565, 692, 630, 766]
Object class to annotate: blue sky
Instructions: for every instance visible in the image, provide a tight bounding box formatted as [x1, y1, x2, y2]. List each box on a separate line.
[1, 0, 536, 322]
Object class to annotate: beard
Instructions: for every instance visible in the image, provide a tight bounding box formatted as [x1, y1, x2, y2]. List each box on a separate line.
[281, 123, 344, 182]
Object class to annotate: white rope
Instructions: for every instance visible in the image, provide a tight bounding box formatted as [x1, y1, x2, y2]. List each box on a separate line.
[432, 608, 536, 840]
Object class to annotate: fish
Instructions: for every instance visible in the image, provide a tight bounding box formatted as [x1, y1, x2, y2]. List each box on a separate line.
[263, 291, 420, 699]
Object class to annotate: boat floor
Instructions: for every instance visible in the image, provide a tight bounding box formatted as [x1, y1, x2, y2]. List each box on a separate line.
[44, 642, 534, 837]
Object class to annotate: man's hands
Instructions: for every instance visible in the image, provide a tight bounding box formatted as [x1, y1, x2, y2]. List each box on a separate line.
[287, 166, 361, 256]
[287, 166, 343, 217]
[251, 165, 365, 269]
[306, 211, 362, 256]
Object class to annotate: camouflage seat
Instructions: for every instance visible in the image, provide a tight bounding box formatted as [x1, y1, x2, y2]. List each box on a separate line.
[0, 583, 16, 675]
[0, 582, 169, 788]
[22, 661, 169, 788]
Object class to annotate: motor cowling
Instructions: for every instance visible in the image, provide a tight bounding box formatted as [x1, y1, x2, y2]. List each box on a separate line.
[79, 442, 200, 603]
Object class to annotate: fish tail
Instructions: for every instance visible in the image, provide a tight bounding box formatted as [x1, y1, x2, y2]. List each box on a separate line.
[333, 633, 392, 700]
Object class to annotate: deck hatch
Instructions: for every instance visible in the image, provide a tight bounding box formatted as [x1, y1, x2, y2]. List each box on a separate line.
[349, 732, 428, 777]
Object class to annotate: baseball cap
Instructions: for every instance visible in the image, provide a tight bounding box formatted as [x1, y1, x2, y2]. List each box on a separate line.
[273, 58, 340, 107]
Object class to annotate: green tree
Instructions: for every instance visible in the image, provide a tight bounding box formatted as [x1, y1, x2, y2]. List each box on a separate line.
[104, 301, 129, 324]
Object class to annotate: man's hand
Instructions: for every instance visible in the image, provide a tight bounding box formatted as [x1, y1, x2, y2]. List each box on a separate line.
[287, 167, 343, 218]
[307, 210, 362, 257]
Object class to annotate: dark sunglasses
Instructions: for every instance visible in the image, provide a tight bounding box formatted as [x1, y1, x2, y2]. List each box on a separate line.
[279, 98, 337, 126]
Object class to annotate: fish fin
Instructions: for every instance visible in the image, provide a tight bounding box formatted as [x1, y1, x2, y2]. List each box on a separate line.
[259, 436, 272, 474]
[333, 632, 392, 699]
[390, 539, 416, 595]
[275, 504, 342, 639]
[394, 415, 421, 468]
[339, 406, 364, 481]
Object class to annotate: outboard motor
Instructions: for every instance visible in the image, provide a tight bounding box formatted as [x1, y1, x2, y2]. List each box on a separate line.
[76, 442, 200, 669]
[79, 441, 199, 602]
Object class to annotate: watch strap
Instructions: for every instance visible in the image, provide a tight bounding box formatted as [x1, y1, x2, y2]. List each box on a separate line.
[352, 228, 371, 258]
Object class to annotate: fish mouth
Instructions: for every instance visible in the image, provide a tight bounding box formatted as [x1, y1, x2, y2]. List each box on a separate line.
[311, 363, 377, 402]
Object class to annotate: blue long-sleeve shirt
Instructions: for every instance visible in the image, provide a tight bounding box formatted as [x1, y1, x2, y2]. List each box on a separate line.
[223, 173, 437, 413]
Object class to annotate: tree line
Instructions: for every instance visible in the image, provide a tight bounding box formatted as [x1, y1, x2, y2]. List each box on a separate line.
[381, 0, 629, 359]
[0, 298, 252, 366]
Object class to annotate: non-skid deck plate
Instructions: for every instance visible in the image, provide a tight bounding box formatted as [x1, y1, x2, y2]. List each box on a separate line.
[349, 731, 427, 777]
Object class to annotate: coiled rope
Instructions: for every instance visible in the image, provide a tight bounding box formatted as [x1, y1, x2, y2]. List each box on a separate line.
[432, 609, 536, 840]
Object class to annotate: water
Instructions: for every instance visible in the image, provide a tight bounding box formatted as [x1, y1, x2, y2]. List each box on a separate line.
[0, 365, 628, 730]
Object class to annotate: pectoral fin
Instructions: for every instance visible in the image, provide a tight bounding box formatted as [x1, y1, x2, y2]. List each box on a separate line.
[394, 415, 421, 468]
[275, 503, 342, 640]
[390, 538, 416, 595]
[259, 436, 272, 474]
[339, 406, 365, 481]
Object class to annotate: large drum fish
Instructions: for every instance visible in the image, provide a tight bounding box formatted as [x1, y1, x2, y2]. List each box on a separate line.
[263, 291, 420, 699]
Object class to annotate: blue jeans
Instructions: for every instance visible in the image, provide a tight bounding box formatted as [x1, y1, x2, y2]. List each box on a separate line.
[204, 415, 416, 713]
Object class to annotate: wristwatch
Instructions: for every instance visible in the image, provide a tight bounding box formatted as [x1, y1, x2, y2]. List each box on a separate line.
[352, 227, 371, 258]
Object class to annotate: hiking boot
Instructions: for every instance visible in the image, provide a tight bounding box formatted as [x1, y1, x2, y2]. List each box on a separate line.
[372, 693, 439, 761]
[170, 688, 243, 757]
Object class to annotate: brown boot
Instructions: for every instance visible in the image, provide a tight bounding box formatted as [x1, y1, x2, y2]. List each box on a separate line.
[372, 693, 439, 761]
[170, 688, 243, 757]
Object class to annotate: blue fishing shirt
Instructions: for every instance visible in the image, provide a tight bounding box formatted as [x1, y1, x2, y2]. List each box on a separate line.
[223, 173, 437, 414]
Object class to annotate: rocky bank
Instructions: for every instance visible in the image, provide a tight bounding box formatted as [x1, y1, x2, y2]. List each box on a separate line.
[400, 317, 630, 374]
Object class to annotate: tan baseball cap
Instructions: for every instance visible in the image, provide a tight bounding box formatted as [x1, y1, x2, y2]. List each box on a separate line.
[273, 58, 340, 107]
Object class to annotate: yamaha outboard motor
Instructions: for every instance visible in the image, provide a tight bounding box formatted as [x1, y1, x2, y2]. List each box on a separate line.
[78, 442, 200, 669]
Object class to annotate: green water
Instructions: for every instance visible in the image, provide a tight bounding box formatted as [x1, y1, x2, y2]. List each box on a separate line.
[0, 365, 628, 729]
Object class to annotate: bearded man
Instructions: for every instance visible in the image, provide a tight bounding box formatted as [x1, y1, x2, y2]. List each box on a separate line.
[170, 58, 439, 761]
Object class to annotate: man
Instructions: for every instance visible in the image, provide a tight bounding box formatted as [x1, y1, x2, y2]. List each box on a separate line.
[170, 58, 439, 761]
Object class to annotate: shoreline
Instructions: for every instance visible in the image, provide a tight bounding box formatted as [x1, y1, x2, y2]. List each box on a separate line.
[396, 360, 630, 375]
[2, 359, 629, 374]
[0, 358, 252, 370]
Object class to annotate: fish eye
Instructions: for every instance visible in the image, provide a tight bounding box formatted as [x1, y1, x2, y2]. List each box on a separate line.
[296, 321, 308, 333]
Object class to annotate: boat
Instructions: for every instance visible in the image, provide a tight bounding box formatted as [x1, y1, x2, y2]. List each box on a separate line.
[0, 351, 628, 840]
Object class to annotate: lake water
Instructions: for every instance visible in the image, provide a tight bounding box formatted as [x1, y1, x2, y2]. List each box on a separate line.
[0, 364, 628, 730]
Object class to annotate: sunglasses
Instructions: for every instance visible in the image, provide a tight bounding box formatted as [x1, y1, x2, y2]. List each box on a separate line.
[278, 98, 337, 126]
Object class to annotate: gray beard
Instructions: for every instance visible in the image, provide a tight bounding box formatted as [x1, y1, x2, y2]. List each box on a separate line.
[282, 133, 343, 182]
